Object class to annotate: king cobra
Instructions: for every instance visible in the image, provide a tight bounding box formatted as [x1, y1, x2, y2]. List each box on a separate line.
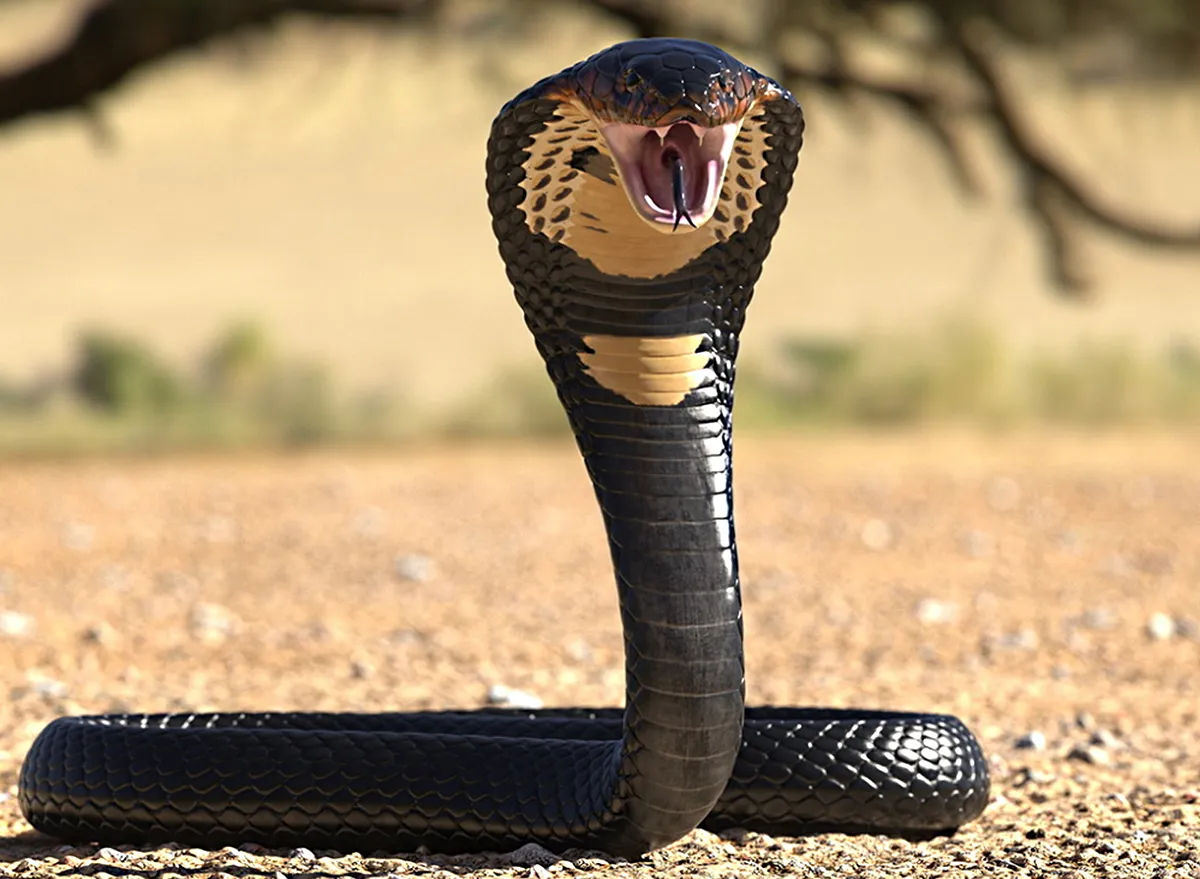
[19, 39, 989, 858]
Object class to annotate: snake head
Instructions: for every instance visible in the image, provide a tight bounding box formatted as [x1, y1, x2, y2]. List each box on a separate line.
[566, 38, 775, 232]
[491, 38, 802, 278]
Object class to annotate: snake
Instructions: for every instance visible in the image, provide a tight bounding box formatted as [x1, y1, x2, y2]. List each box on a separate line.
[18, 38, 989, 859]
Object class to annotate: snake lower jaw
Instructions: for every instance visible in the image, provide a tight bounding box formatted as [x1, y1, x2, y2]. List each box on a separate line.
[601, 120, 739, 231]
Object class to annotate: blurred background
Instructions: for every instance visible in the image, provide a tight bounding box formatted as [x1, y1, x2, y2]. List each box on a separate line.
[1, 0, 1198, 451]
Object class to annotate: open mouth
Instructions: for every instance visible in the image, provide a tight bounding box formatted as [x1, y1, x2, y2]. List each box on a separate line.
[601, 120, 741, 232]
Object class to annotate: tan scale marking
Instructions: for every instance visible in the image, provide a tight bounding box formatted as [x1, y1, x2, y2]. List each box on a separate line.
[518, 101, 774, 279]
[710, 110, 771, 244]
[579, 333, 713, 406]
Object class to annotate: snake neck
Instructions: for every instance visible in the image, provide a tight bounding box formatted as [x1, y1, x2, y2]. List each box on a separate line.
[533, 271, 746, 853]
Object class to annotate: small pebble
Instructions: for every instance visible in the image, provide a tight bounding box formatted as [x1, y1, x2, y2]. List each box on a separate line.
[507, 842, 560, 866]
[81, 622, 118, 646]
[859, 518, 892, 551]
[394, 553, 434, 582]
[990, 628, 1038, 651]
[915, 598, 958, 625]
[31, 676, 68, 698]
[529, 866, 552, 879]
[1067, 744, 1111, 766]
[1015, 730, 1047, 751]
[0, 609, 34, 637]
[290, 847, 315, 861]
[189, 602, 241, 644]
[1146, 612, 1176, 641]
[1089, 729, 1121, 749]
[488, 684, 544, 710]
[218, 846, 249, 863]
[564, 637, 593, 662]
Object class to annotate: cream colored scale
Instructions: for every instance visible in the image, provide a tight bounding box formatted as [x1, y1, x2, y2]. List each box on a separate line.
[518, 99, 773, 405]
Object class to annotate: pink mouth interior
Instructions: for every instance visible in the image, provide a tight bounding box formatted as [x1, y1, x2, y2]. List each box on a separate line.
[601, 120, 740, 230]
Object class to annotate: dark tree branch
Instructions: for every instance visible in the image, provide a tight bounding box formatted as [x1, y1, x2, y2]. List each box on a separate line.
[950, 20, 1200, 291]
[0, 0, 437, 131]
[777, 58, 985, 197]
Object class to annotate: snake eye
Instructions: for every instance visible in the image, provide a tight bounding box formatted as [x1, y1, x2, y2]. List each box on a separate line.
[625, 71, 641, 88]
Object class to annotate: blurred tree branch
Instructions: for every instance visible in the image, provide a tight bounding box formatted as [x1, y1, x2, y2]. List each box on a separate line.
[951, 21, 1200, 290]
[1, 0, 1198, 296]
[0, 0, 438, 135]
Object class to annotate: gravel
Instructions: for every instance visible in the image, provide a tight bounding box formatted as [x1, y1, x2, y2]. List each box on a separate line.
[1, 432, 1197, 879]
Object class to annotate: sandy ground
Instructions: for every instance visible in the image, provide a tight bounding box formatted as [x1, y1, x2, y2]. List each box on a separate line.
[0, 432, 1197, 878]
[2, 4, 1200, 410]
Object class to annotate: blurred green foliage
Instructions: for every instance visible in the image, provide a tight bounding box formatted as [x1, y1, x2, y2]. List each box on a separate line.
[737, 313, 1200, 427]
[0, 321, 409, 454]
[1, 315, 1197, 455]
[74, 331, 185, 415]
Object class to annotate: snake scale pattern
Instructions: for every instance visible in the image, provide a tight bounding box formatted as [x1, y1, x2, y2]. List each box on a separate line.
[19, 38, 989, 859]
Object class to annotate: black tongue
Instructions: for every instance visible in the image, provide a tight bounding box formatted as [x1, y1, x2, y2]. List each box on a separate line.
[670, 155, 696, 232]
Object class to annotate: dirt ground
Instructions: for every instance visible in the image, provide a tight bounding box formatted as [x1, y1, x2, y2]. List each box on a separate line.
[0, 431, 1197, 878]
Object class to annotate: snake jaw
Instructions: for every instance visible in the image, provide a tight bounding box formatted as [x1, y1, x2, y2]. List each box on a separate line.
[601, 120, 740, 232]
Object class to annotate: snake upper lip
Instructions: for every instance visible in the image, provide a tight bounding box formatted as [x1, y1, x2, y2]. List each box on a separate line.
[601, 120, 740, 231]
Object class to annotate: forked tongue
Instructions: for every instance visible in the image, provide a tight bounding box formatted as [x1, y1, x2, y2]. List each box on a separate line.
[602, 120, 740, 231]
[668, 155, 694, 231]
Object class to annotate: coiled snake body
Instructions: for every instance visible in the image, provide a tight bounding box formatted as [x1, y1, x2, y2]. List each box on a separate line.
[19, 39, 989, 858]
